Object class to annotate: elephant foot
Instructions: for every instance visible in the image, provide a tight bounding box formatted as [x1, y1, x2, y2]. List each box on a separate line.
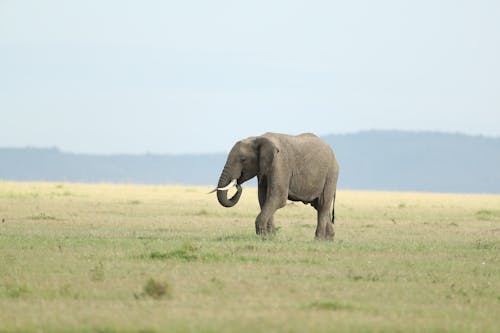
[255, 216, 277, 239]
[255, 221, 267, 236]
[315, 235, 333, 242]
[256, 229, 267, 237]
[256, 224, 277, 241]
[315, 231, 334, 242]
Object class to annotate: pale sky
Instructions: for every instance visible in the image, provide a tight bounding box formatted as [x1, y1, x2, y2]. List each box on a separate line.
[1, 1, 499, 154]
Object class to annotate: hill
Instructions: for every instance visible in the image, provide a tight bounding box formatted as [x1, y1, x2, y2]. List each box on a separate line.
[322, 131, 500, 193]
[1, 131, 499, 193]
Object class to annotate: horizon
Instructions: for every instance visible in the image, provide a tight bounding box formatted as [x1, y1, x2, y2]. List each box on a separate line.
[1, 129, 499, 155]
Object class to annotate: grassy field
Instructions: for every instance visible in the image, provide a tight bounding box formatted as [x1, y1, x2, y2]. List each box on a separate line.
[0, 181, 499, 333]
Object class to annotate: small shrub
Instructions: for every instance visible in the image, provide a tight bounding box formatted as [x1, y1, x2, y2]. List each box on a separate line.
[149, 251, 169, 260]
[89, 262, 105, 282]
[30, 213, 57, 220]
[143, 278, 172, 300]
[308, 301, 353, 311]
[147, 242, 199, 262]
[473, 239, 498, 250]
[193, 209, 209, 216]
[210, 277, 225, 290]
[5, 284, 30, 298]
[168, 241, 199, 261]
[347, 269, 381, 282]
[475, 209, 500, 221]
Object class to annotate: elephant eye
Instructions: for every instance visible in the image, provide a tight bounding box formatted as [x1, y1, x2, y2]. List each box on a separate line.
[240, 157, 247, 162]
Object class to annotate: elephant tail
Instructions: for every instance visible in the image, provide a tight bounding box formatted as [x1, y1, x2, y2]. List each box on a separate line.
[331, 193, 336, 224]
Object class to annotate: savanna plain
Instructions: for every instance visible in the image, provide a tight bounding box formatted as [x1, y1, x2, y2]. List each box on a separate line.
[0, 181, 499, 333]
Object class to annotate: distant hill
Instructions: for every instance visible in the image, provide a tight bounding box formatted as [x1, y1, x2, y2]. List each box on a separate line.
[322, 131, 500, 193]
[0, 148, 224, 185]
[1, 131, 499, 193]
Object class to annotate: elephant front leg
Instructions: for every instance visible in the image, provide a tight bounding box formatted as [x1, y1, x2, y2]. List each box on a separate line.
[256, 178, 286, 236]
[256, 180, 276, 235]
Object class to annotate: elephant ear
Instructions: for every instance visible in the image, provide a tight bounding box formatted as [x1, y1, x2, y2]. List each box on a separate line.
[254, 137, 279, 175]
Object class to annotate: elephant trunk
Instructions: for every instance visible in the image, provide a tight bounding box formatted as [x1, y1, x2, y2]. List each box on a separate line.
[216, 166, 242, 208]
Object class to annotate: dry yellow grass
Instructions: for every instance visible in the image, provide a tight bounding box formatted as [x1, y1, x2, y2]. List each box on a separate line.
[0, 181, 499, 332]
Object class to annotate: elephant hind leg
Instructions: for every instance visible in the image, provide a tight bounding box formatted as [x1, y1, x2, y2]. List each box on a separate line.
[325, 192, 336, 240]
[320, 204, 335, 241]
[326, 215, 335, 241]
[314, 205, 329, 240]
[315, 190, 335, 241]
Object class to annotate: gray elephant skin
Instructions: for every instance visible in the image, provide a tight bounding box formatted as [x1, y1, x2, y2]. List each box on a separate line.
[212, 132, 339, 240]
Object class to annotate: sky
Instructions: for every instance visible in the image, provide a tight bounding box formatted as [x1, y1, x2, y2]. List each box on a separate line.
[1, 0, 499, 154]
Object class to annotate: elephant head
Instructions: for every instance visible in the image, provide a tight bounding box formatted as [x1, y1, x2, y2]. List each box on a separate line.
[212, 136, 279, 208]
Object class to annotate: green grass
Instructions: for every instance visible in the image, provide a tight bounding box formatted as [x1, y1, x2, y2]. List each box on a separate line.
[0, 182, 499, 332]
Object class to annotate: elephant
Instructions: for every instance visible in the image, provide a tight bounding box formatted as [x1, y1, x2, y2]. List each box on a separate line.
[211, 132, 339, 240]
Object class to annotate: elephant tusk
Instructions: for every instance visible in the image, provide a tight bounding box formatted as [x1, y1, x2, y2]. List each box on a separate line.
[208, 179, 238, 194]
[217, 179, 237, 191]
